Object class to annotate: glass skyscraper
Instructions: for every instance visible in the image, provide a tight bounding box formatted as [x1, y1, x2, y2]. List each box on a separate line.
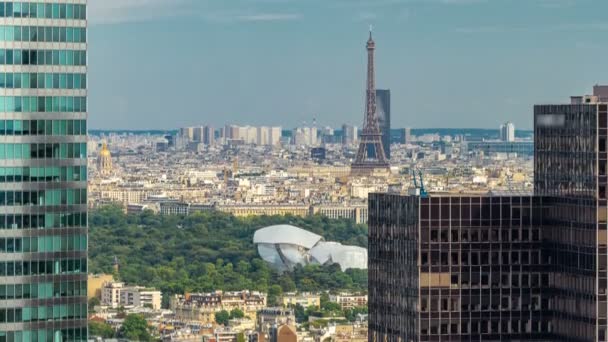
[0, 1, 88, 341]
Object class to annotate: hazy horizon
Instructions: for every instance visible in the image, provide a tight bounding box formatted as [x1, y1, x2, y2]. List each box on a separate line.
[89, 0, 608, 130]
[88, 126, 534, 133]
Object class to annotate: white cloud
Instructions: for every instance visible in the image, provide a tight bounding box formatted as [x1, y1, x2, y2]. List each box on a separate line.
[454, 26, 516, 33]
[88, 0, 194, 25]
[354, 11, 378, 22]
[89, 0, 301, 25]
[439, 0, 487, 4]
[331, 0, 486, 7]
[455, 22, 608, 34]
[234, 13, 302, 22]
[536, 0, 576, 9]
[202, 11, 301, 23]
[331, 0, 407, 8]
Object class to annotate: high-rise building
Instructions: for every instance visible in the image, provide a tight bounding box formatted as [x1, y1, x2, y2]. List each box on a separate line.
[193, 126, 204, 142]
[180, 127, 195, 141]
[292, 126, 317, 146]
[255, 126, 282, 146]
[499, 121, 515, 142]
[223, 125, 252, 144]
[220, 125, 279, 146]
[376, 89, 391, 159]
[0, 1, 89, 340]
[369, 87, 608, 341]
[342, 124, 358, 145]
[244, 126, 257, 144]
[224, 125, 236, 140]
[194, 126, 215, 145]
[257, 126, 271, 146]
[203, 125, 215, 145]
[269, 127, 282, 146]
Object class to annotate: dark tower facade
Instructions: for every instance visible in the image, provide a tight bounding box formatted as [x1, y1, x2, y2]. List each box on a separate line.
[352, 30, 389, 175]
[376, 89, 391, 160]
[369, 87, 608, 341]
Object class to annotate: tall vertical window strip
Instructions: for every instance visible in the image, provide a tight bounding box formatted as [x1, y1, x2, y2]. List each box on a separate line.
[0, 1, 87, 341]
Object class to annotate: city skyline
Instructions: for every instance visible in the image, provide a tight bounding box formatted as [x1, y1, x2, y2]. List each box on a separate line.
[4, 1, 604, 341]
[88, 0, 608, 130]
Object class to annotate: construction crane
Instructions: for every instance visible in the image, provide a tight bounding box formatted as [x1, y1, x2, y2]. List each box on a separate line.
[418, 169, 428, 198]
[411, 169, 428, 198]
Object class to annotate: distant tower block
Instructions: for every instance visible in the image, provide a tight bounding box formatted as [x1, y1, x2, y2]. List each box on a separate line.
[500, 122, 516, 142]
[98, 142, 113, 175]
[351, 29, 389, 176]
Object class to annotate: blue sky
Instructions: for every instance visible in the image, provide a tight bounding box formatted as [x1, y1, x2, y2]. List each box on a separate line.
[88, 0, 608, 130]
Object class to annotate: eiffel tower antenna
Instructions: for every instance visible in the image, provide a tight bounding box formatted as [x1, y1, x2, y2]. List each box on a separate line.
[351, 29, 389, 175]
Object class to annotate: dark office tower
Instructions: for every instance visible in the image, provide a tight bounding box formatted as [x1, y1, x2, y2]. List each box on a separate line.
[376, 89, 391, 159]
[369, 86, 608, 342]
[534, 97, 601, 341]
[368, 194, 418, 341]
[0, 2, 89, 341]
[370, 194, 550, 341]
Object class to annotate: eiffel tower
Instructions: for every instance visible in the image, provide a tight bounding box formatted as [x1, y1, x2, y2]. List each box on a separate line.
[351, 29, 389, 176]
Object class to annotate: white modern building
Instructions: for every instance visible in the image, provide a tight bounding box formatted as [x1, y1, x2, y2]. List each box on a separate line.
[101, 282, 162, 309]
[120, 287, 162, 310]
[253, 225, 368, 272]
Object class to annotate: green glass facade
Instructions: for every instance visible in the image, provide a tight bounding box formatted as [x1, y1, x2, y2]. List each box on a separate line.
[0, 0, 87, 341]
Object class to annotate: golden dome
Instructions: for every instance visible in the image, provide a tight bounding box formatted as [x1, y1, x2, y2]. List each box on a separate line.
[98, 141, 113, 175]
[99, 142, 111, 157]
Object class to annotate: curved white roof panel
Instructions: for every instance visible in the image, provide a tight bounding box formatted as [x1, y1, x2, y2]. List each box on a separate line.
[257, 244, 284, 270]
[310, 242, 367, 270]
[278, 244, 310, 266]
[309, 241, 343, 265]
[331, 246, 368, 271]
[253, 224, 322, 249]
[253, 224, 367, 272]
